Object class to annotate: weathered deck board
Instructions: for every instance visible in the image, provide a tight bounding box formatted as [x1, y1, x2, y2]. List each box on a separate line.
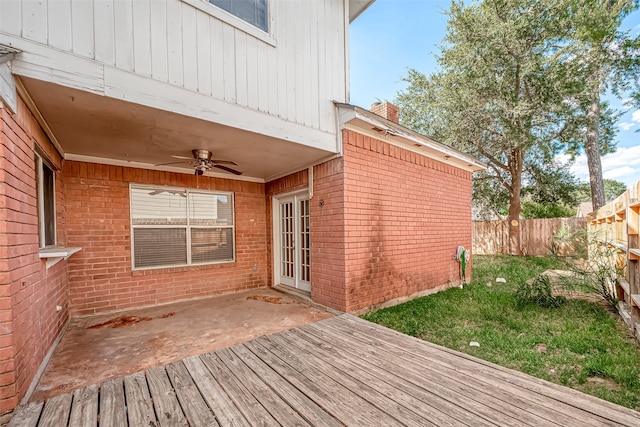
[311, 318, 603, 426]
[334, 315, 640, 426]
[299, 322, 557, 426]
[281, 328, 485, 427]
[7, 400, 43, 427]
[37, 393, 72, 427]
[68, 384, 98, 427]
[215, 347, 311, 426]
[9, 314, 640, 427]
[124, 371, 157, 427]
[266, 333, 431, 427]
[146, 366, 188, 427]
[251, 337, 402, 426]
[230, 344, 342, 427]
[98, 378, 126, 427]
[182, 355, 251, 427]
[165, 360, 219, 427]
[200, 352, 278, 427]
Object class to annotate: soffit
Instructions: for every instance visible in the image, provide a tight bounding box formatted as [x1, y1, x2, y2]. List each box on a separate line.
[336, 103, 487, 173]
[20, 77, 335, 182]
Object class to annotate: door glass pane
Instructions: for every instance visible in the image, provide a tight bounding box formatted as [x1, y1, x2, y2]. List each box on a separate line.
[280, 202, 294, 279]
[300, 199, 310, 282]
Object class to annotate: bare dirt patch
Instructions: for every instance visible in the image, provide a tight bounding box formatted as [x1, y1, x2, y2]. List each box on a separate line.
[585, 376, 622, 391]
[160, 312, 176, 319]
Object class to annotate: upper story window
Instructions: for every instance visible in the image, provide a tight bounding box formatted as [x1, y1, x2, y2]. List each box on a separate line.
[35, 153, 56, 248]
[209, 0, 268, 32]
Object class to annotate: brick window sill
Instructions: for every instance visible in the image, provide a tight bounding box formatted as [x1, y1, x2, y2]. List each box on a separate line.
[39, 247, 82, 269]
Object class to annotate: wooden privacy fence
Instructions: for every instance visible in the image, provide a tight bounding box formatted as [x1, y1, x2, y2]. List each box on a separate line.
[588, 182, 640, 340]
[473, 217, 587, 256]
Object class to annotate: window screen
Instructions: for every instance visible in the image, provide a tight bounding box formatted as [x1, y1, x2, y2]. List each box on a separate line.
[209, 0, 268, 32]
[130, 186, 235, 269]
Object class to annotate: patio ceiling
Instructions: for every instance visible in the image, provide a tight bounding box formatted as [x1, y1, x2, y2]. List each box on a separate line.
[19, 77, 336, 182]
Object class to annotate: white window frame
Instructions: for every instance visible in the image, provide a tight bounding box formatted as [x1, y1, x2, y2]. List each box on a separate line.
[130, 184, 236, 270]
[35, 152, 56, 249]
[182, 0, 276, 46]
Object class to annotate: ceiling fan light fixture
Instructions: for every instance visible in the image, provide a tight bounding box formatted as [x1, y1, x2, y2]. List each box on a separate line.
[193, 149, 212, 161]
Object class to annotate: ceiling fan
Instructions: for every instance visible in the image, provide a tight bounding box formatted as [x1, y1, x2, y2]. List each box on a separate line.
[157, 149, 242, 176]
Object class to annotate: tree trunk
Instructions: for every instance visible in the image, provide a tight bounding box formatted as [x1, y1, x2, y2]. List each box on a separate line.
[507, 148, 523, 255]
[585, 78, 606, 211]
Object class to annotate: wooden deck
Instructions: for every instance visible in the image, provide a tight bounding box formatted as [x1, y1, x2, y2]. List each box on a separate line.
[9, 315, 640, 426]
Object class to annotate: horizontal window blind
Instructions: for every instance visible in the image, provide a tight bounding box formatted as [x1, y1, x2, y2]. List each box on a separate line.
[209, 0, 268, 32]
[130, 185, 235, 269]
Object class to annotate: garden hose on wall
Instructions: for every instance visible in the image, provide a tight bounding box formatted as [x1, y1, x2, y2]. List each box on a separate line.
[456, 246, 469, 285]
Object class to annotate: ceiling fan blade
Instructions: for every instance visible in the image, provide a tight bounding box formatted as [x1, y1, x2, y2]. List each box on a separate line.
[171, 155, 194, 160]
[155, 161, 194, 166]
[213, 164, 243, 175]
[211, 159, 238, 166]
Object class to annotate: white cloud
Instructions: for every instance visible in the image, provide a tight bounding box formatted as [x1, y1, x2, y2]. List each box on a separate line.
[604, 166, 637, 180]
[564, 145, 640, 187]
[632, 109, 640, 124]
[619, 122, 634, 131]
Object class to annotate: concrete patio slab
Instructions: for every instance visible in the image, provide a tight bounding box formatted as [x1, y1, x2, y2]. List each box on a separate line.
[30, 287, 332, 402]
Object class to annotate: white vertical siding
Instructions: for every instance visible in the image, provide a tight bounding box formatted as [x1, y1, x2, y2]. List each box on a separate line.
[182, 3, 198, 91]
[47, 0, 72, 50]
[21, 0, 47, 43]
[166, 0, 184, 87]
[93, 0, 115, 65]
[196, 12, 212, 95]
[149, 0, 168, 81]
[209, 18, 224, 99]
[113, 0, 134, 70]
[2, 0, 347, 134]
[71, 0, 94, 58]
[133, 1, 152, 77]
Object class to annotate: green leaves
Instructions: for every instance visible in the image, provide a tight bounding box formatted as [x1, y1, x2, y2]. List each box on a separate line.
[396, 0, 640, 222]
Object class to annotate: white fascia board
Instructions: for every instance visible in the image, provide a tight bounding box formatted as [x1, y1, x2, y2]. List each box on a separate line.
[336, 103, 487, 173]
[0, 62, 17, 112]
[349, 0, 376, 22]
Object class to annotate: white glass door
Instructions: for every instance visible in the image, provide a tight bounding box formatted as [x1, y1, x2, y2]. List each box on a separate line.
[276, 193, 310, 292]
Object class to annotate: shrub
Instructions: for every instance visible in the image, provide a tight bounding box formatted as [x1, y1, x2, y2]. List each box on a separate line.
[515, 274, 566, 309]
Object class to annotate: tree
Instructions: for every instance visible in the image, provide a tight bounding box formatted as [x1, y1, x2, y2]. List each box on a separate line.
[565, 0, 640, 211]
[575, 179, 627, 203]
[397, 0, 589, 253]
[521, 202, 576, 219]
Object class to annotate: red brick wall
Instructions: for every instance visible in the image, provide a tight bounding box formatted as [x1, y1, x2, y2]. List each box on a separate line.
[265, 133, 472, 313]
[342, 130, 472, 312]
[265, 162, 349, 311]
[0, 98, 70, 413]
[265, 170, 309, 287]
[309, 159, 348, 310]
[63, 162, 269, 316]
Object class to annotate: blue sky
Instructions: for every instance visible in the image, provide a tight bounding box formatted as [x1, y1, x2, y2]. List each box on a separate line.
[350, 0, 640, 188]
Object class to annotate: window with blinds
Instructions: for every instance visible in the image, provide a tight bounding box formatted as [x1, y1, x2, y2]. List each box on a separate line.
[130, 185, 235, 269]
[209, 0, 268, 32]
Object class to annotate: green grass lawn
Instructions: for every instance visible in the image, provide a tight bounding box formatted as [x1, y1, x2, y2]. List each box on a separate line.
[362, 255, 640, 410]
